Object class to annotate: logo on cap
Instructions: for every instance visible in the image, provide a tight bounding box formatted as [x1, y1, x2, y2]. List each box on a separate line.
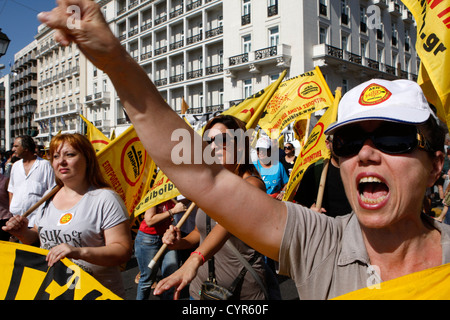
[359, 83, 392, 106]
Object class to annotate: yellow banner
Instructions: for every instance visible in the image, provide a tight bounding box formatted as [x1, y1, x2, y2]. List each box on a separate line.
[222, 70, 287, 130]
[132, 170, 180, 219]
[334, 263, 450, 300]
[0, 241, 120, 300]
[403, 0, 450, 128]
[96, 125, 157, 216]
[258, 67, 334, 138]
[283, 88, 340, 201]
[79, 114, 111, 153]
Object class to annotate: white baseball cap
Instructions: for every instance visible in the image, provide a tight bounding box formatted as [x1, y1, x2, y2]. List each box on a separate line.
[255, 136, 272, 149]
[325, 79, 435, 134]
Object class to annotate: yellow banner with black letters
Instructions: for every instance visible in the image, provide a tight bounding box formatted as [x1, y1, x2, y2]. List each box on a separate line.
[0, 241, 120, 300]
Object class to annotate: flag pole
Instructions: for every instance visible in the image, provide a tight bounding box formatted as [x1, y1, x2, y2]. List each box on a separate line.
[148, 202, 196, 269]
[315, 87, 341, 211]
[22, 185, 62, 218]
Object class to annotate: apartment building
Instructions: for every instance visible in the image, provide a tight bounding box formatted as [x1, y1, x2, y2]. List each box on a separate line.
[11, 0, 417, 145]
[100, 0, 418, 132]
[9, 41, 38, 147]
[224, 0, 418, 107]
[0, 74, 8, 151]
[34, 24, 86, 146]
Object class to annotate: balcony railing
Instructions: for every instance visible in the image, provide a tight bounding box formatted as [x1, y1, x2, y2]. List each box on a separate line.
[229, 53, 249, 66]
[255, 46, 277, 60]
[206, 26, 223, 39]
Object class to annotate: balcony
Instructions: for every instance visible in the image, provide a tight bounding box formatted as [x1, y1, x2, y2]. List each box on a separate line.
[402, 9, 414, 23]
[186, 33, 203, 45]
[226, 44, 291, 75]
[241, 14, 251, 26]
[85, 91, 111, 105]
[187, 0, 202, 11]
[205, 26, 223, 39]
[268, 4, 278, 17]
[389, 2, 402, 16]
[373, 0, 388, 8]
[312, 43, 400, 80]
[94, 119, 111, 130]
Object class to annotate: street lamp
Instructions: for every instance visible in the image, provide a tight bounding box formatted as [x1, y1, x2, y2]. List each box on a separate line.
[0, 29, 11, 58]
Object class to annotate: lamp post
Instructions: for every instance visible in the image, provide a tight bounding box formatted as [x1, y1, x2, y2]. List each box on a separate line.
[0, 29, 11, 58]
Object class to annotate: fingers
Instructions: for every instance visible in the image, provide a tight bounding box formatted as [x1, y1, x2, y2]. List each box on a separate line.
[2, 215, 27, 232]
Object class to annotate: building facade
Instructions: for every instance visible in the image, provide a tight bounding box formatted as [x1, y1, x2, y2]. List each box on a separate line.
[9, 0, 418, 146]
[34, 24, 86, 146]
[9, 41, 38, 147]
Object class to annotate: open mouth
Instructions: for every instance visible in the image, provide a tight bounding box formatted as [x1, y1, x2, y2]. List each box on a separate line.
[358, 176, 389, 206]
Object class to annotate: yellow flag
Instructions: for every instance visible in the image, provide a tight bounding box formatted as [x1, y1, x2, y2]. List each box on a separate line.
[79, 114, 111, 153]
[334, 263, 450, 300]
[402, 0, 450, 128]
[283, 88, 340, 201]
[131, 169, 180, 219]
[181, 97, 189, 114]
[0, 241, 121, 300]
[222, 70, 287, 130]
[96, 125, 156, 216]
[258, 66, 334, 138]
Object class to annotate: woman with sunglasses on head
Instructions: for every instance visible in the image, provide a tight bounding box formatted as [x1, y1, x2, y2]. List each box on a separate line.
[39, 1, 449, 299]
[3, 134, 132, 298]
[154, 115, 269, 300]
[281, 143, 297, 176]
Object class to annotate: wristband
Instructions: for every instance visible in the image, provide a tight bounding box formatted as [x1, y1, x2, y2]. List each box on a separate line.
[191, 251, 205, 265]
[168, 209, 174, 218]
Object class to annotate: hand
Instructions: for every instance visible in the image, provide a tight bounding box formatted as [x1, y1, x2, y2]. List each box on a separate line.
[38, 0, 125, 72]
[172, 202, 187, 214]
[162, 225, 182, 248]
[153, 257, 201, 300]
[2, 215, 29, 237]
[46, 243, 79, 267]
[310, 203, 327, 214]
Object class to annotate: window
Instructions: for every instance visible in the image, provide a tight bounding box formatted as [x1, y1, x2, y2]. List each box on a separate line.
[319, 26, 328, 44]
[242, 0, 251, 25]
[405, 28, 411, 51]
[244, 79, 252, 98]
[243, 35, 252, 53]
[341, 0, 349, 25]
[391, 23, 398, 46]
[341, 34, 349, 51]
[377, 47, 384, 63]
[360, 6, 367, 33]
[319, 0, 327, 16]
[360, 41, 367, 58]
[269, 26, 279, 47]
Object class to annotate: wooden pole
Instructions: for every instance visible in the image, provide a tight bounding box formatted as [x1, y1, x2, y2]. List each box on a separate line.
[22, 185, 62, 218]
[148, 201, 196, 269]
[315, 158, 329, 210]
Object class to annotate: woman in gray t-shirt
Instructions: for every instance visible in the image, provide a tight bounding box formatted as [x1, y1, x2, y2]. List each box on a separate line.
[3, 134, 131, 298]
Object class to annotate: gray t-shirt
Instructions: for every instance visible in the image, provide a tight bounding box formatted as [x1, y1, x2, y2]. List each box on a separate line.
[35, 187, 129, 298]
[279, 201, 450, 300]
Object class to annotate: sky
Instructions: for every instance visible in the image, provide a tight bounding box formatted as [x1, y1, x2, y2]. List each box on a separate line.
[0, 0, 55, 76]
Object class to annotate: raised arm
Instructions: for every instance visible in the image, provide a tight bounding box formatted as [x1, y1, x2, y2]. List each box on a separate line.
[38, 0, 287, 260]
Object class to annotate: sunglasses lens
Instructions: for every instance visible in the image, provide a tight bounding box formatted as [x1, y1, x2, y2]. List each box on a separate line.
[374, 125, 417, 154]
[333, 127, 365, 157]
[333, 123, 418, 157]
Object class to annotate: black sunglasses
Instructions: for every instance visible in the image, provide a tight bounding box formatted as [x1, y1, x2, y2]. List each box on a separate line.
[205, 133, 234, 148]
[332, 122, 434, 157]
